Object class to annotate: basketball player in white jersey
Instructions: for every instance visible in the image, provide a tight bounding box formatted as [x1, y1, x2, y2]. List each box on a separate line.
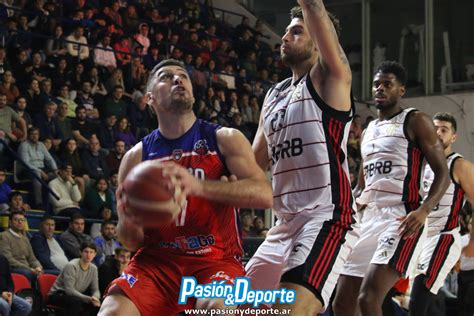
[246, 1, 359, 314]
[332, 61, 449, 316]
[409, 112, 474, 315]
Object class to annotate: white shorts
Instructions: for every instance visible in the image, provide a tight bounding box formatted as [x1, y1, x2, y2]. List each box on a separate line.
[414, 229, 462, 294]
[245, 209, 359, 308]
[342, 204, 426, 278]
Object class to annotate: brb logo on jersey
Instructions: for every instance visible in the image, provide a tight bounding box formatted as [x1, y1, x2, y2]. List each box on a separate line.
[193, 139, 209, 155]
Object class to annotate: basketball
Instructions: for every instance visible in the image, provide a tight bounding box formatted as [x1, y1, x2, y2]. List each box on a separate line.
[122, 160, 182, 227]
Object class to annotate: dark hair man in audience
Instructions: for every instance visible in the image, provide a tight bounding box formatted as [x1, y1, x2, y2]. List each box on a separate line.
[48, 163, 82, 217]
[105, 139, 126, 173]
[34, 101, 63, 148]
[60, 213, 96, 260]
[98, 247, 131, 296]
[0, 92, 27, 152]
[80, 136, 110, 181]
[97, 113, 118, 151]
[71, 105, 97, 148]
[30, 215, 69, 274]
[0, 253, 32, 316]
[17, 127, 58, 208]
[0, 211, 44, 283]
[94, 220, 121, 266]
[48, 241, 101, 316]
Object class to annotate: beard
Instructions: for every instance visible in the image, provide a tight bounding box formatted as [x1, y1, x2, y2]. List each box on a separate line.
[281, 43, 314, 67]
[169, 96, 194, 113]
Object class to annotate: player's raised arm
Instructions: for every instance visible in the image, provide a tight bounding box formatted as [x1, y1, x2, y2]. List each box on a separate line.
[294, 0, 351, 111]
[454, 159, 474, 203]
[116, 142, 145, 251]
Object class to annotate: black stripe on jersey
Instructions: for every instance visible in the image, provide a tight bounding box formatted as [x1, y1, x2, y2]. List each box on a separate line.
[443, 185, 465, 232]
[425, 234, 455, 290]
[305, 75, 353, 122]
[389, 227, 424, 275]
[402, 143, 423, 213]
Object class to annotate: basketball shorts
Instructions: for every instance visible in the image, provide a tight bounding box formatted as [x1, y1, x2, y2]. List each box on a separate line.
[106, 249, 244, 316]
[342, 203, 426, 278]
[245, 209, 359, 308]
[414, 228, 461, 294]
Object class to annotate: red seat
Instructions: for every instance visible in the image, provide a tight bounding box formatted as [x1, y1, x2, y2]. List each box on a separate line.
[37, 274, 57, 303]
[11, 273, 31, 293]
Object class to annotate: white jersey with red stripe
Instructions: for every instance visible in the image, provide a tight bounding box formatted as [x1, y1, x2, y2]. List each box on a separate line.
[262, 75, 355, 221]
[423, 152, 465, 236]
[358, 108, 425, 211]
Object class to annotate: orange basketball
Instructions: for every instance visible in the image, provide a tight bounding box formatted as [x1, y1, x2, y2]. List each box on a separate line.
[122, 160, 182, 227]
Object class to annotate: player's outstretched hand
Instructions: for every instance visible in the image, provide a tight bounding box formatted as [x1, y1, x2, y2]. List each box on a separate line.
[397, 208, 428, 240]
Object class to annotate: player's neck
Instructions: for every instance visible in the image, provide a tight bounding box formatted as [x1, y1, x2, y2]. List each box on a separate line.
[291, 58, 315, 83]
[377, 104, 403, 120]
[444, 147, 453, 157]
[158, 112, 196, 140]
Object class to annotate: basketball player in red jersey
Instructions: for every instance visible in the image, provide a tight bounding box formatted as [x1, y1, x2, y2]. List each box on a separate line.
[333, 61, 449, 316]
[98, 59, 273, 316]
[247, 1, 359, 314]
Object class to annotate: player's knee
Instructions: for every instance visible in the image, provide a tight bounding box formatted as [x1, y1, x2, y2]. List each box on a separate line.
[358, 288, 377, 310]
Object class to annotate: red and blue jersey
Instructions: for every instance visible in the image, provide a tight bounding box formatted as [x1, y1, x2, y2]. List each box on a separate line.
[140, 119, 243, 260]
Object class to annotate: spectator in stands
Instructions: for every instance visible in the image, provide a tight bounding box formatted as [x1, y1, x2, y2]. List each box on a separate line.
[69, 63, 86, 91]
[0, 70, 20, 105]
[143, 45, 162, 71]
[105, 69, 126, 95]
[240, 210, 256, 238]
[66, 26, 89, 63]
[103, 85, 127, 119]
[24, 79, 42, 118]
[0, 211, 44, 282]
[231, 113, 252, 141]
[60, 213, 95, 260]
[128, 57, 148, 91]
[88, 66, 108, 101]
[13, 96, 33, 130]
[75, 81, 100, 121]
[127, 95, 156, 140]
[0, 169, 11, 211]
[113, 36, 132, 67]
[6, 192, 31, 214]
[0, 253, 32, 316]
[82, 177, 114, 219]
[134, 23, 150, 56]
[98, 247, 131, 296]
[45, 25, 68, 64]
[94, 221, 120, 266]
[56, 84, 78, 118]
[97, 113, 118, 150]
[115, 118, 136, 149]
[34, 101, 63, 148]
[51, 58, 72, 92]
[30, 52, 49, 83]
[71, 105, 97, 148]
[30, 215, 69, 274]
[56, 102, 73, 139]
[39, 78, 58, 109]
[362, 115, 374, 129]
[0, 47, 9, 81]
[48, 163, 82, 217]
[94, 34, 117, 75]
[48, 241, 101, 315]
[81, 136, 109, 180]
[105, 139, 126, 173]
[90, 206, 114, 239]
[0, 92, 27, 150]
[350, 114, 363, 143]
[17, 127, 58, 208]
[122, 4, 139, 34]
[11, 50, 30, 92]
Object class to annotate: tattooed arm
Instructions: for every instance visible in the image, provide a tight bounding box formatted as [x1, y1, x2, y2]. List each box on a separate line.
[298, 0, 352, 111]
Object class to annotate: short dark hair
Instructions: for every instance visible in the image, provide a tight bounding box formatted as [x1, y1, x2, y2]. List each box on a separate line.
[40, 215, 55, 223]
[8, 191, 22, 202]
[114, 247, 131, 256]
[9, 210, 25, 220]
[101, 220, 116, 228]
[433, 112, 457, 132]
[70, 212, 84, 223]
[146, 59, 187, 92]
[80, 241, 97, 252]
[374, 61, 407, 86]
[290, 6, 341, 37]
